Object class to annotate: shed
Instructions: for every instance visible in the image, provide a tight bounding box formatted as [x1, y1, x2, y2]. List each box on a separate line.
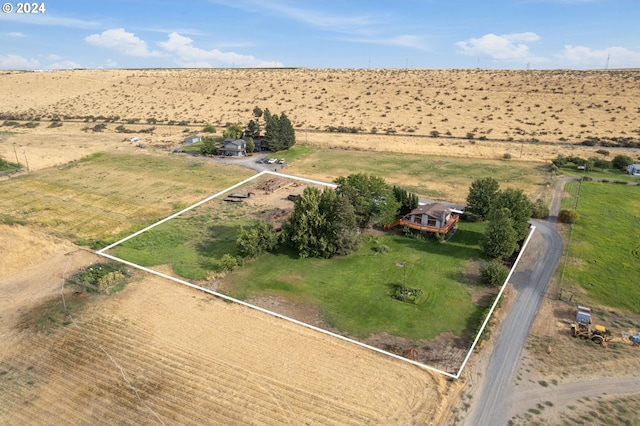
[184, 135, 201, 144]
[626, 164, 640, 176]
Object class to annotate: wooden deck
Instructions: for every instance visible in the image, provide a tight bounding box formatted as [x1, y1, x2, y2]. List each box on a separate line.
[385, 215, 459, 234]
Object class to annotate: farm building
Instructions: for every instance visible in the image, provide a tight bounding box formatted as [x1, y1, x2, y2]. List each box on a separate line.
[184, 135, 202, 144]
[626, 164, 640, 176]
[219, 138, 247, 156]
[386, 203, 459, 234]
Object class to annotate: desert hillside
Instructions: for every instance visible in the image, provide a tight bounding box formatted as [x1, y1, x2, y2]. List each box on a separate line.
[1, 68, 639, 146]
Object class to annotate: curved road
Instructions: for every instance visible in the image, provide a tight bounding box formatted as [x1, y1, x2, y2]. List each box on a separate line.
[463, 178, 572, 426]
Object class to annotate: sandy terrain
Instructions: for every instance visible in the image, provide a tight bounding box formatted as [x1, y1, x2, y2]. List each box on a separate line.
[0, 224, 451, 425]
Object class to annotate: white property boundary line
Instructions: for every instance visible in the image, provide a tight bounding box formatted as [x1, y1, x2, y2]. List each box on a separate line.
[96, 171, 535, 380]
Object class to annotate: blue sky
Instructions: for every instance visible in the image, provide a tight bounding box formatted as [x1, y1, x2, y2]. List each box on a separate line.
[1, 0, 639, 70]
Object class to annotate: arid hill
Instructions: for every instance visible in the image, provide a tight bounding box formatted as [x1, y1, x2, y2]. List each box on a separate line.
[1, 68, 639, 146]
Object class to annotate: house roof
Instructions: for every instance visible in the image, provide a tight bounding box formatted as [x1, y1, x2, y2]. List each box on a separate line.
[223, 139, 245, 147]
[406, 202, 451, 219]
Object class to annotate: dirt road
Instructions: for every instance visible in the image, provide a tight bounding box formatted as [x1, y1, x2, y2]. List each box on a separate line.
[463, 180, 566, 426]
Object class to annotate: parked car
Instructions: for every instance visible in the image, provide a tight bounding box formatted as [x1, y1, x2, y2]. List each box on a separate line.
[267, 158, 277, 164]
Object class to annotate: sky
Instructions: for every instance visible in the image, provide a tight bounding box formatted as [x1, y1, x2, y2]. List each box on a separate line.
[1, 0, 639, 70]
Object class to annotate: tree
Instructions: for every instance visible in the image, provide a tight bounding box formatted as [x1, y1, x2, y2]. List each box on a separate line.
[335, 173, 400, 229]
[481, 207, 518, 260]
[236, 220, 278, 259]
[612, 154, 633, 170]
[393, 186, 419, 217]
[246, 137, 255, 153]
[492, 188, 532, 241]
[200, 136, 219, 155]
[203, 124, 216, 133]
[279, 112, 296, 149]
[263, 109, 296, 152]
[246, 119, 260, 139]
[466, 177, 500, 219]
[253, 106, 263, 120]
[223, 123, 243, 139]
[283, 187, 357, 258]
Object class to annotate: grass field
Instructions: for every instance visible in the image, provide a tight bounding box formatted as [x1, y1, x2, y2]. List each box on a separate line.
[0, 152, 253, 244]
[562, 181, 640, 313]
[284, 146, 552, 203]
[559, 164, 639, 183]
[110, 189, 489, 341]
[224, 222, 487, 340]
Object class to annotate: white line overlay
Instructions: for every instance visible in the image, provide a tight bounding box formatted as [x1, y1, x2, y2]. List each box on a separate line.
[96, 171, 534, 379]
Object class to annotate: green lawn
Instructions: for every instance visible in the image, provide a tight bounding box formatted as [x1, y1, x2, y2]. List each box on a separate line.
[563, 182, 640, 313]
[0, 158, 20, 174]
[226, 222, 487, 340]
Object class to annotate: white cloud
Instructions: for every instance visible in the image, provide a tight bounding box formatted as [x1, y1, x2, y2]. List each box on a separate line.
[556, 45, 640, 68]
[85, 28, 164, 57]
[106, 59, 118, 68]
[342, 34, 430, 51]
[158, 32, 283, 67]
[6, 32, 25, 38]
[0, 54, 39, 69]
[455, 32, 542, 61]
[48, 60, 81, 70]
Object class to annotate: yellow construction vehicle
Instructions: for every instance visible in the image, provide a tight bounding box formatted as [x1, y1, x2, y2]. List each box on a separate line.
[570, 321, 611, 345]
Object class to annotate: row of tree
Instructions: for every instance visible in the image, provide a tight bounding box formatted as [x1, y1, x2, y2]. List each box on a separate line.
[236, 174, 419, 260]
[466, 177, 532, 260]
[247, 107, 296, 152]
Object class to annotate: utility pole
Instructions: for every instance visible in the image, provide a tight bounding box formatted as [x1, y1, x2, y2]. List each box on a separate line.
[13, 144, 20, 166]
[23, 150, 30, 172]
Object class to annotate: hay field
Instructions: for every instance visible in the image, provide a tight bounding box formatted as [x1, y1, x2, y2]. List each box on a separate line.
[0, 152, 252, 241]
[1, 68, 639, 155]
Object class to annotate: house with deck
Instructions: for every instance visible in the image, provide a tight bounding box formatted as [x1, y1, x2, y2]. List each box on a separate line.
[386, 203, 459, 234]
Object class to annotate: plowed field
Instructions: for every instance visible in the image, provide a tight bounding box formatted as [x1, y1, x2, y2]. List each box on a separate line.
[0, 225, 449, 425]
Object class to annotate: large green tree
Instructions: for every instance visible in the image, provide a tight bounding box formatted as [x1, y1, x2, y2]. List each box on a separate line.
[264, 109, 296, 152]
[466, 177, 500, 219]
[335, 173, 400, 229]
[481, 207, 518, 259]
[492, 188, 532, 240]
[283, 187, 358, 258]
[223, 123, 243, 139]
[199, 136, 219, 155]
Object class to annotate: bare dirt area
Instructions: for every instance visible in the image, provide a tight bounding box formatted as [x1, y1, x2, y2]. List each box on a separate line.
[0, 224, 453, 425]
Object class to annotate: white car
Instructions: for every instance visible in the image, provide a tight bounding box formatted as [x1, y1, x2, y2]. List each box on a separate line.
[267, 158, 277, 164]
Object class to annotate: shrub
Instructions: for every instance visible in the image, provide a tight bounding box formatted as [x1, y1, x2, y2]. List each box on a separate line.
[481, 259, 509, 287]
[531, 200, 550, 219]
[430, 130, 440, 138]
[67, 262, 128, 294]
[376, 244, 390, 253]
[203, 124, 216, 133]
[596, 149, 610, 156]
[503, 152, 512, 160]
[558, 209, 579, 224]
[219, 254, 237, 271]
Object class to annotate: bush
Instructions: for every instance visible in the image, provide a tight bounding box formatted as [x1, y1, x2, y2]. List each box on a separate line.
[503, 152, 512, 160]
[481, 259, 509, 287]
[219, 254, 237, 271]
[531, 200, 550, 219]
[375, 244, 390, 253]
[558, 209, 579, 224]
[203, 124, 216, 133]
[67, 262, 128, 294]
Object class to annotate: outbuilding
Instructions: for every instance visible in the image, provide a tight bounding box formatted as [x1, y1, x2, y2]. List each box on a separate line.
[184, 135, 202, 144]
[626, 164, 640, 176]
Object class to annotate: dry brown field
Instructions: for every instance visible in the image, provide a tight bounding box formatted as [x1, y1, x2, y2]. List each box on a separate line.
[2, 68, 640, 425]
